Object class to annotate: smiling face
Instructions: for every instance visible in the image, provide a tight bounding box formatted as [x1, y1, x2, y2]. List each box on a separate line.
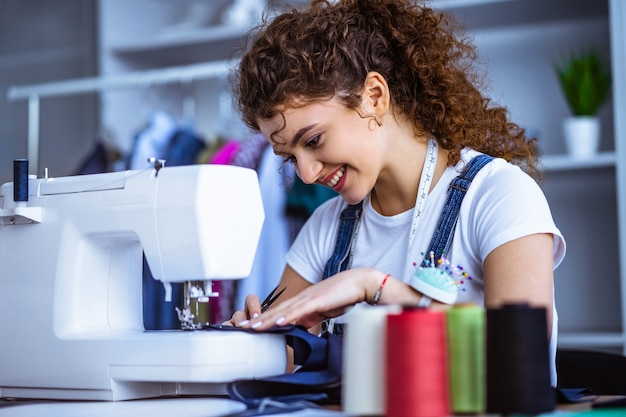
[258, 98, 386, 205]
[257, 72, 393, 205]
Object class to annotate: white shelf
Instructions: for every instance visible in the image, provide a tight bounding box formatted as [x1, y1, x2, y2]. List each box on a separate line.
[109, 25, 251, 54]
[540, 151, 616, 171]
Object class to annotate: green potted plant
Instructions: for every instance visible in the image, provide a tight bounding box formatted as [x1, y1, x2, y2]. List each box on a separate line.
[555, 50, 611, 158]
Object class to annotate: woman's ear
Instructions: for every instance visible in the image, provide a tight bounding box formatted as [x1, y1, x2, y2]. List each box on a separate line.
[362, 71, 391, 118]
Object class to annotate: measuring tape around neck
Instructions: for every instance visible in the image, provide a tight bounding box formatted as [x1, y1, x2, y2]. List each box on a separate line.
[407, 137, 438, 258]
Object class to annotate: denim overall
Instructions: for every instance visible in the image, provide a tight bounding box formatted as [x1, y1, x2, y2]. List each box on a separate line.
[321, 154, 494, 336]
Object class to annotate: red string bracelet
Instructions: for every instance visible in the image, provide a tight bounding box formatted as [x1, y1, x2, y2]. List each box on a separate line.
[372, 273, 391, 305]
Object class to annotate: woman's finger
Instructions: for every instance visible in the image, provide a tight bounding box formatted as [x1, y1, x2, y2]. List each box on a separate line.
[244, 294, 262, 320]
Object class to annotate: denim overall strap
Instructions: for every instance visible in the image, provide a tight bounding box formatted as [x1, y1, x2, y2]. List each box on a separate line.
[322, 202, 364, 279]
[320, 202, 363, 337]
[420, 154, 493, 267]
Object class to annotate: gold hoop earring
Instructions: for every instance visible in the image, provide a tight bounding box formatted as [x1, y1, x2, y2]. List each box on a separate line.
[368, 116, 382, 130]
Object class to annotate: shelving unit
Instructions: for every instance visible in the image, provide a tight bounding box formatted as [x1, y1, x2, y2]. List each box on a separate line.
[611, 0, 626, 355]
[439, 0, 623, 352]
[97, 0, 255, 152]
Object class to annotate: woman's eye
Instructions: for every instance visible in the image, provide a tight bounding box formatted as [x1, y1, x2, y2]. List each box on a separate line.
[305, 134, 321, 147]
[279, 134, 320, 164]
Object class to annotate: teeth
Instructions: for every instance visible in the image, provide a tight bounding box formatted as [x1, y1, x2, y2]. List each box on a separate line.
[328, 166, 345, 187]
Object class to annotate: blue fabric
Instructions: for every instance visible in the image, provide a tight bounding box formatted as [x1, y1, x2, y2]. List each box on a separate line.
[142, 255, 184, 330]
[74, 141, 112, 175]
[206, 324, 343, 406]
[164, 128, 206, 166]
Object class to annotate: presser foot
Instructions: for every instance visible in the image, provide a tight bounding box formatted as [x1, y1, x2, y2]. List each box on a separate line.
[175, 307, 205, 330]
[176, 280, 218, 330]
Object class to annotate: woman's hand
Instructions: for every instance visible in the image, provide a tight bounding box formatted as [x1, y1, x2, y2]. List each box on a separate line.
[222, 264, 317, 327]
[237, 267, 384, 331]
[221, 294, 263, 326]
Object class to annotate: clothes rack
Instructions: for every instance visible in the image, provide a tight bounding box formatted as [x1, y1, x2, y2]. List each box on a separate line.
[6, 60, 233, 176]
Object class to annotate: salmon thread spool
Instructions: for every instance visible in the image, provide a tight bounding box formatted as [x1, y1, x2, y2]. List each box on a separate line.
[385, 308, 451, 417]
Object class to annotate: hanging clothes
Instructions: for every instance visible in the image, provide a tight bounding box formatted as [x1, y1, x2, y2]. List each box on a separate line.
[164, 127, 207, 166]
[209, 139, 240, 165]
[128, 111, 177, 170]
[285, 177, 337, 243]
[73, 138, 123, 175]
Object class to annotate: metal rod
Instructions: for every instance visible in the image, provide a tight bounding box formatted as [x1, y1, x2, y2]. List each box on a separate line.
[27, 96, 40, 176]
[6, 60, 234, 179]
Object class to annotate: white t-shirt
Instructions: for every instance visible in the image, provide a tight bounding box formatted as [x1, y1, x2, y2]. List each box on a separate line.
[285, 148, 566, 385]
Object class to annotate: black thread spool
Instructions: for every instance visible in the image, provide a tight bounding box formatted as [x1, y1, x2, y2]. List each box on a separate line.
[486, 303, 555, 415]
[13, 159, 29, 203]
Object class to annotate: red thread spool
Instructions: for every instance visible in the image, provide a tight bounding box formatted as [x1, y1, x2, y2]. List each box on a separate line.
[386, 308, 450, 417]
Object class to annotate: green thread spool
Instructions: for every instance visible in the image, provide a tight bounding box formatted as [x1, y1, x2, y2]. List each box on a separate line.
[446, 304, 485, 414]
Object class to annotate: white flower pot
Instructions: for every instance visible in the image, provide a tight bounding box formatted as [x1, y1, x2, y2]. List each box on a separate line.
[563, 116, 600, 158]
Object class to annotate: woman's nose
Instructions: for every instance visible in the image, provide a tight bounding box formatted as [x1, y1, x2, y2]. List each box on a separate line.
[295, 156, 323, 185]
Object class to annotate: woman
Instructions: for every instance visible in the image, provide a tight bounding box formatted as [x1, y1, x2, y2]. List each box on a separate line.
[226, 0, 565, 385]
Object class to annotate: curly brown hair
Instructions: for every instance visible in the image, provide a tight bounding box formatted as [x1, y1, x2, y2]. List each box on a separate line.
[233, 0, 540, 179]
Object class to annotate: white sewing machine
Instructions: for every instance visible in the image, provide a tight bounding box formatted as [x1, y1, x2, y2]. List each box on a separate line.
[0, 160, 286, 401]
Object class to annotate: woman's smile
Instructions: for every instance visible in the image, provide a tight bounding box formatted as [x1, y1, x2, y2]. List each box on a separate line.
[322, 165, 346, 190]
